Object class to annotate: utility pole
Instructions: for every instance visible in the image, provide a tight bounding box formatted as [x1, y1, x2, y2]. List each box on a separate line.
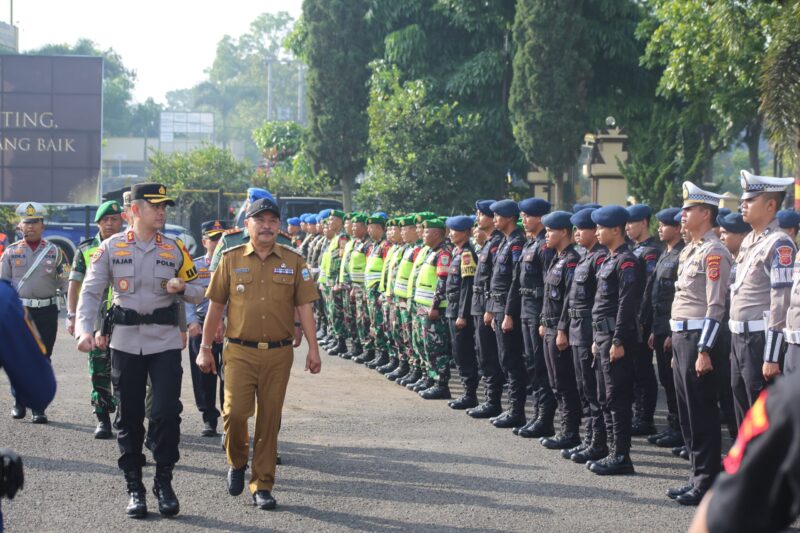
[266, 58, 274, 121]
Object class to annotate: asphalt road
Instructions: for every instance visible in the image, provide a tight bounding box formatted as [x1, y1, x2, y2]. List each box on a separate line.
[2, 328, 707, 532]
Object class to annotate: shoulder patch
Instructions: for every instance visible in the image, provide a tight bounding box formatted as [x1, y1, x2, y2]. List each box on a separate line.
[706, 254, 721, 281]
[222, 244, 247, 255]
[776, 245, 793, 267]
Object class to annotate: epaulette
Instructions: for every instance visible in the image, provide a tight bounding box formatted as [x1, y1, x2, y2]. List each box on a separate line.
[78, 236, 96, 247]
[224, 227, 243, 236]
[278, 242, 302, 256]
[222, 244, 247, 255]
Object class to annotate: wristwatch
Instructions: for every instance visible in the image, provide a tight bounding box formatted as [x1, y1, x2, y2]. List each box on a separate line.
[199, 343, 213, 350]
[612, 338, 623, 347]
[66, 312, 76, 319]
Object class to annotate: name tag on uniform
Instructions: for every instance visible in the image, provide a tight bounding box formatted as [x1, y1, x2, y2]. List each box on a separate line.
[274, 265, 294, 275]
[234, 268, 250, 273]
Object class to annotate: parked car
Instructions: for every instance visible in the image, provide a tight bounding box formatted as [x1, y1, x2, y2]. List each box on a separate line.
[234, 196, 344, 229]
[42, 205, 197, 264]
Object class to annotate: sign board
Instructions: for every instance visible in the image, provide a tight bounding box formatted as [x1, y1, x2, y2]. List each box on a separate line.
[0, 55, 103, 202]
[160, 111, 213, 142]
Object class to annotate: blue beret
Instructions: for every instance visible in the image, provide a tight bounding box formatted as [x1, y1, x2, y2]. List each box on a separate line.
[446, 215, 474, 232]
[583, 203, 602, 210]
[247, 187, 275, 204]
[656, 207, 682, 226]
[674, 210, 683, 224]
[287, 217, 301, 227]
[570, 208, 597, 229]
[475, 200, 496, 216]
[718, 207, 732, 218]
[373, 211, 388, 219]
[717, 212, 751, 234]
[490, 199, 520, 218]
[777, 209, 800, 229]
[318, 209, 331, 220]
[572, 203, 584, 213]
[306, 214, 319, 224]
[542, 210, 573, 230]
[626, 204, 652, 222]
[518, 198, 551, 217]
[591, 205, 630, 227]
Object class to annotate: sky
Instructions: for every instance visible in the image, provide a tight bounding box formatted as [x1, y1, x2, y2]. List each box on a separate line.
[5, 0, 302, 104]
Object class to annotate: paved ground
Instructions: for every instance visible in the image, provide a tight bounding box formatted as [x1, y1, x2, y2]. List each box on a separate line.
[2, 328, 710, 532]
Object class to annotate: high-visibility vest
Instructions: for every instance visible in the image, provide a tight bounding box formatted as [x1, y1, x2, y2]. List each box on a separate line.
[348, 239, 368, 284]
[381, 244, 402, 294]
[323, 234, 344, 281]
[338, 239, 355, 283]
[407, 244, 429, 301]
[81, 236, 113, 308]
[318, 246, 332, 284]
[393, 245, 419, 298]
[364, 239, 387, 289]
[414, 249, 446, 308]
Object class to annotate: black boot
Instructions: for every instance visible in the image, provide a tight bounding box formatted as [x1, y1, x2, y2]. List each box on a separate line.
[354, 349, 375, 365]
[587, 448, 635, 476]
[411, 377, 434, 393]
[386, 360, 409, 381]
[152, 464, 180, 517]
[571, 441, 609, 464]
[466, 401, 503, 419]
[513, 404, 539, 435]
[380, 357, 401, 376]
[11, 403, 26, 419]
[341, 341, 362, 360]
[448, 391, 478, 410]
[367, 351, 389, 369]
[399, 368, 421, 386]
[519, 407, 556, 438]
[327, 337, 348, 356]
[419, 383, 452, 400]
[94, 412, 113, 439]
[124, 469, 148, 518]
[540, 425, 581, 449]
[492, 409, 527, 428]
[630, 417, 657, 436]
[31, 410, 48, 424]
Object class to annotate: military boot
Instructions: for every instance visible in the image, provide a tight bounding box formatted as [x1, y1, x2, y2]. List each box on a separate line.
[419, 381, 451, 400]
[654, 416, 684, 448]
[152, 464, 180, 517]
[353, 349, 375, 365]
[386, 360, 409, 381]
[492, 408, 526, 428]
[411, 376, 433, 392]
[124, 469, 148, 518]
[513, 404, 539, 435]
[379, 357, 400, 375]
[630, 416, 657, 436]
[466, 401, 503, 419]
[94, 412, 113, 439]
[587, 447, 635, 476]
[11, 403, 26, 419]
[571, 434, 609, 464]
[341, 341, 362, 360]
[448, 390, 478, 410]
[367, 350, 389, 369]
[561, 431, 592, 459]
[541, 417, 581, 449]
[31, 410, 48, 424]
[398, 367, 421, 386]
[327, 337, 348, 356]
[519, 406, 556, 438]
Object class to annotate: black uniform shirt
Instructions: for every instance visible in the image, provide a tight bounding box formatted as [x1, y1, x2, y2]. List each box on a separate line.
[592, 243, 643, 343]
[541, 244, 580, 331]
[471, 230, 504, 316]
[488, 228, 525, 316]
[646, 241, 684, 337]
[632, 236, 662, 329]
[445, 242, 477, 319]
[510, 229, 555, 320]
[567, 243, 608, 346]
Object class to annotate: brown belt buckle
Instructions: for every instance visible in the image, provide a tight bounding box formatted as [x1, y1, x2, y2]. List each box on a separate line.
[257, 342, 269, 350]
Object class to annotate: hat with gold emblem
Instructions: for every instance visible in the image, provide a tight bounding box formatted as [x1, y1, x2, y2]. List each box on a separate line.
[682, 181, 723, 208]
[740, 170, 795, 200]
[201, 219, 229, 237]
[131, 182, 175, 206]
[15, 202, 46, 223]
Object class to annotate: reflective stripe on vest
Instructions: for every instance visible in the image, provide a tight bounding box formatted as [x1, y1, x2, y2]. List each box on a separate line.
[381, 244, 401, 294]
[338, 240, 355, 283]
[364, 243, 385, 289]
[414, 255, 446, 308]
[407, 245, 429, 298]
[319, 247, 332, 284]
[349, 244, 367, 284]
[393, 247, 417, 298]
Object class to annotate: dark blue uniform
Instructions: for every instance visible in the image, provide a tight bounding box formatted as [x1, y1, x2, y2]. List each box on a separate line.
[631, 237, 661, 432]
[445, 242, 479, 402]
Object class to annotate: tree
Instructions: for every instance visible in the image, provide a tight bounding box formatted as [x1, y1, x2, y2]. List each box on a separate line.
[509, 0, 591, 207]
[251, 120, 328, 195]
[303, 0, 372, 210]
[129, 98, 163, 138]
[26, 39, 137, 136]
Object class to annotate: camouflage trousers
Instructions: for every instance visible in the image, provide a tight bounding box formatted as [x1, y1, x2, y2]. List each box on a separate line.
[327, 283, 347, 337]
[367, 290, 389, 353]
[315, 286, 328, 328]
[88, 347, 117, 414]
[418, 310, 451, 382]
[341, 284, 359, 341]
[352, 284, 373, 350]
[411, 304, 427, 371]
[396, 301, 412, 363]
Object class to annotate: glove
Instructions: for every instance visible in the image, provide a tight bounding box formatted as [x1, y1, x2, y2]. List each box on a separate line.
[0, 448, 24, 499]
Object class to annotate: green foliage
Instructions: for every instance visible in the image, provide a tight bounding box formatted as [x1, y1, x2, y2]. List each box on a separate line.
[254, 150, 330, 196]
[26, 39, 136, 136]
[252, 121, 304, 163]
[303, 0, 373, 209]
[509, 0, 590, 206]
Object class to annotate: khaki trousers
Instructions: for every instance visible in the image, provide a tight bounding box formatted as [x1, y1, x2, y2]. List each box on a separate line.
[222, 341, 293, 493]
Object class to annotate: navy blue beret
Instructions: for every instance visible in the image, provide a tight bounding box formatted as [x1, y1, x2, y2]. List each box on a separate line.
[626, 204, 652, 222]
[656, 207, 682, 226]
[717, 212, 751, 234]
[572, 203, 584, 213]
[583, 203, 602, 210]
[718, 207, 732, 218]
[570, 208, 597, 229]
[518, 198, 551, 217]
[674, 210, 683, 224]
[475, 200, 496, 216]
[777, 209, 800, 229]
[446, 215, 474, 232]
[591, 205, 630, 227]
[490, 199, 520, 218]
[542, 210, 574, 230]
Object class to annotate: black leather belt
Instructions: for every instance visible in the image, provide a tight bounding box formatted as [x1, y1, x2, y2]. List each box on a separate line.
[227, 338, 293, 350]
[592, 317, 616, 333]
[568, 309, 592, 319]
[520, 287, 544, 298]
[112, 304, 178, 326]
[541, 317, 559, 328]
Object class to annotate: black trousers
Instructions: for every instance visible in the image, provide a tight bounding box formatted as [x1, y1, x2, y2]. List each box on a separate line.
[716, 328, 738, 439]
[521, 318, 556, 415]
[543, 327, 581, 432]
[27, 304, 58, 357]
[632, 329, 658, 422]
[785, 344, 800, 375]
[448, 318, 479, 392]
[730, 331, 767, 426]
[188, 334, 223, 423]
[493, 315, 528, 414]
[573, 344, 605, 443]
[112, 349, 182, 472]
[596, 333, 634, 455]
[472, 315, 504, 404]
[653, 333, 679, 426]
[672, 331, 721, 491]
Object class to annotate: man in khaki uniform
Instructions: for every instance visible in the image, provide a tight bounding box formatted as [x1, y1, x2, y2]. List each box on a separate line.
[729, 170, 795, 424]
[667, 182, 732, 506]
[76, 183, 204, 519]
[1, 201, 68, 423]
[198, 196, 321, 511]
